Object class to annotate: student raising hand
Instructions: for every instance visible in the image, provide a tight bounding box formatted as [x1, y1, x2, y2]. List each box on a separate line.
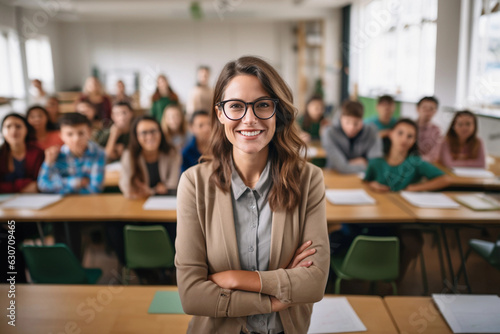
[44, 145, 60, 165]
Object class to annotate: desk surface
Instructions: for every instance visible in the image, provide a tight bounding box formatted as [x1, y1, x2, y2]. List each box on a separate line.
[389, 192, 500, 224]
[438, 156, 500, 190]
[384, 296, 452, 334]
[0, 284, 398, 334]
[0, 194, 177, 222]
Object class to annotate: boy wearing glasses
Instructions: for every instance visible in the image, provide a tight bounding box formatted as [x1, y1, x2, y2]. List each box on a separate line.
[38, 112, 106, 194]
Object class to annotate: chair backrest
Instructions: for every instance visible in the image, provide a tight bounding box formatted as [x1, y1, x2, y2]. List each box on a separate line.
[22, 244, 89, 284]
[124, 225, 175, 269]
[341, 235, 400, 281]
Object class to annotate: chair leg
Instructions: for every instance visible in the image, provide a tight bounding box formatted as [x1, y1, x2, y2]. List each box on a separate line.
[391, 282, 398, 295]
[122, 267, 129, 285]
[454, 228, 472, 294]
[433, 228, 447, 286]
[335, 278, 342, 294]
[420, 250, 429, 295]
[456, 247, 472, 283]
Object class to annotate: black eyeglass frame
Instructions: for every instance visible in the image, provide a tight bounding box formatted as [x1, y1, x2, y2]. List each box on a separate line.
[215, 97, 279, 121]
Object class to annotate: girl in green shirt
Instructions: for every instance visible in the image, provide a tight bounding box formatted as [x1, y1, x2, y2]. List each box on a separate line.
[364, 118, 450, 192]
[150, 74, 179, 123]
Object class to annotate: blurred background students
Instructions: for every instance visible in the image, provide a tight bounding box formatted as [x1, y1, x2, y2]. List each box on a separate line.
[97, 102, 135, 162]
[321, 100, 382, 173]
[415, 96, 441, 161]
[366, 95, 397, 138]
[45, 95, 61, 126]
[113, 79, 133, 105]
[181, 110, 211, 173]
[30, 79, 48, 105]
[26, 105, 63, 150]
[151, 74, 179, 123]
[76, 100, 102, 143]
[297, 95, 330, 144]
[186, 66, 213, 117]
[433, 110, 486, 168]
[79, 76, 112, 123]
[161, 104, 189, 151]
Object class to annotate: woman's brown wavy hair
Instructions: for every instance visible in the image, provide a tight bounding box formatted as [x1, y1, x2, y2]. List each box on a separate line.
[203, 56, 306, 211]
[445, 110, 480, 160]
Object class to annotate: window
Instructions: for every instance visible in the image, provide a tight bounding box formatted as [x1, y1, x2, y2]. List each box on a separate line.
[468, 0, 500, 107]
[357, 0, 437, 100]
[25, 35, 55, 94]
[0, 30, 25, 99]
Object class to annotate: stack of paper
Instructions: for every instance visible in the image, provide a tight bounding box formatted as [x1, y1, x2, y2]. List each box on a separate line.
[142, 196, 177, 210]
[432, 294, 500, 333]
[1, 194, 63, 210]
[400, 192, 460, 209]
[325, 189, 376, 205]
[452, 168, 495, 178]
[454, 193, 500, 211]
[0, 194, 14, 203]
[308, 297, 367, 333]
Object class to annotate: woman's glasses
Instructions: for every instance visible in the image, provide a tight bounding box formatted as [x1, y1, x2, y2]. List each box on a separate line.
[216, 97, 279, 121]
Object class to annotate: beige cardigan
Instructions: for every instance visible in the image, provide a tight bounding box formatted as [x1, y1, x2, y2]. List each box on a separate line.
[175, 161, 329, 334]
[119, 149, 181, 198]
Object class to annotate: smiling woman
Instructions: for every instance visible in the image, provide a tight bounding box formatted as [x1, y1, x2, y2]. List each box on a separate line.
[175, 56, 330, 334]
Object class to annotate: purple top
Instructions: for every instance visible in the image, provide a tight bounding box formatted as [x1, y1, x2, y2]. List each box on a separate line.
[436, 138, 486, 168]
[418, 122, 441, 161]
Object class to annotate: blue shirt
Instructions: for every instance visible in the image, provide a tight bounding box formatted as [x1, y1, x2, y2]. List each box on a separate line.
[181, 136, 201, 173]
[365, 116, 397, 131]
[37, 141, 106, 194]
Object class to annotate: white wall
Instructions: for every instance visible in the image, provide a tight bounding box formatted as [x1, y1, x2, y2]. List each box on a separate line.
[55, 20, 293, 108]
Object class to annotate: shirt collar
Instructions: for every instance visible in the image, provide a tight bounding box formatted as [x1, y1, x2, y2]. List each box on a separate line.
[231, 156, 272, 200]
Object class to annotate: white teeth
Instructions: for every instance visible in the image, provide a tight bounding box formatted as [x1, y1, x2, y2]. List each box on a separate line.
[240, 130, 262, 137]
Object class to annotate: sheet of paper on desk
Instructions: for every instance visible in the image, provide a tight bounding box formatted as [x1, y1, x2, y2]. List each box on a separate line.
[401, 191, 460, 209]
[105, 161, 122, 172]
[326, 189, 376, 205]
[452, 167, 495, 178]
[143, 196, 177, 210]
[308, 297, 367, 333]
[432, 294, 500, 333]
[307, 146, 318, 158]
[1, 194, 63, 210]
[0, 194, 14, 203]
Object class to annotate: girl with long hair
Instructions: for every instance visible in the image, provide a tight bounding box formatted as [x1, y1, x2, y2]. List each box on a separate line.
[26, 105, 63, 150]
[150, 74, 179, 123]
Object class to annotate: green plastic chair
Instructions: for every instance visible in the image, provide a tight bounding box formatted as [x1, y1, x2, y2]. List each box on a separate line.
[123, 225, 175, 285]
[456, 235, 500, 292]
[22, 244, 102, 284]
[331, 235, 399, 295]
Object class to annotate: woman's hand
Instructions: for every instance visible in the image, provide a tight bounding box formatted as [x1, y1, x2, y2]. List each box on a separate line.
[285, 240, 316, 269]
[270, 296, 290, 312]
[155, 182, 168, 195]
[367, 181, 390, 193]
[208, 270, 260, 291]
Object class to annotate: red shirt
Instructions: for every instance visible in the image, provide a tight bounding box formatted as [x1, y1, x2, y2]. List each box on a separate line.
[0, 144, 45, 193]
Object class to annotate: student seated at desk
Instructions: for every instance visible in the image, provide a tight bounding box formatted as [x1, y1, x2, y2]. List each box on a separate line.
[433, 110, 486, 168]
[160, 104, 189, 151]
[297, 95, 330, 143]
[321, 100, 382, 173]
[119, 116, 181, 199]
[96, 101, 134, 162]
[26, 105, 63, 150]
[0, 113, 44, 193]
[37, 113, 106, 194]
[79, 76, 112, 123]
[151, 74, 179, 124]
[364, 118, 450, 192]
[181, 110, 211, 173]
[365, 95, 398, 137]
[416, 96, 441, 161]
[76, 101, 103, 143]
[45, 96, 61, 127]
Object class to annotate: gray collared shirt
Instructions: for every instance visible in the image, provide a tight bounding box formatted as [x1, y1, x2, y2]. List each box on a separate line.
[231, 159, 284, 334]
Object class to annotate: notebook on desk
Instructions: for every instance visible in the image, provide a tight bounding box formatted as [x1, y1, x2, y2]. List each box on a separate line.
[432, 294, 500, 333]
[454, 193, 500, 211]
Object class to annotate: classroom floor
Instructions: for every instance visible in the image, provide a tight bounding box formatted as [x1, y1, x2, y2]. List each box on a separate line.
[34, 224, 500, 296]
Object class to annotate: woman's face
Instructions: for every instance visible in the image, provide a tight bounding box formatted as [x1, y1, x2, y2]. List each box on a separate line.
[307, 99, 324, 122]
[27, 108, 48, 131]
[86, 77, 100, 94]
[389, 122, 417, 154]
[158, 76, 168, 92]
[136, 120, 161, 153]
[165, 107, 183, 132]
[2, 116, 27, 146]
[453, 114, 475, 141]
[216, 75, 276, 158]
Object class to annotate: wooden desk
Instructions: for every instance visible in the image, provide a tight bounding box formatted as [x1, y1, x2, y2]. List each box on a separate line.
[308, 140, 327, 160]
[0, 284, 397, 334]
[0, 194, 177, 223]
[323, 170, 415, 223]
[104, 170, 120, 188]
[384, 296, 452, 334]
[437, 156, 500, 191]
[388, 192, 500, 224]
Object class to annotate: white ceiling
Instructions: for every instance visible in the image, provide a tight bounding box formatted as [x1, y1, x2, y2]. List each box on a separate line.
[1, 0, 350, 22]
